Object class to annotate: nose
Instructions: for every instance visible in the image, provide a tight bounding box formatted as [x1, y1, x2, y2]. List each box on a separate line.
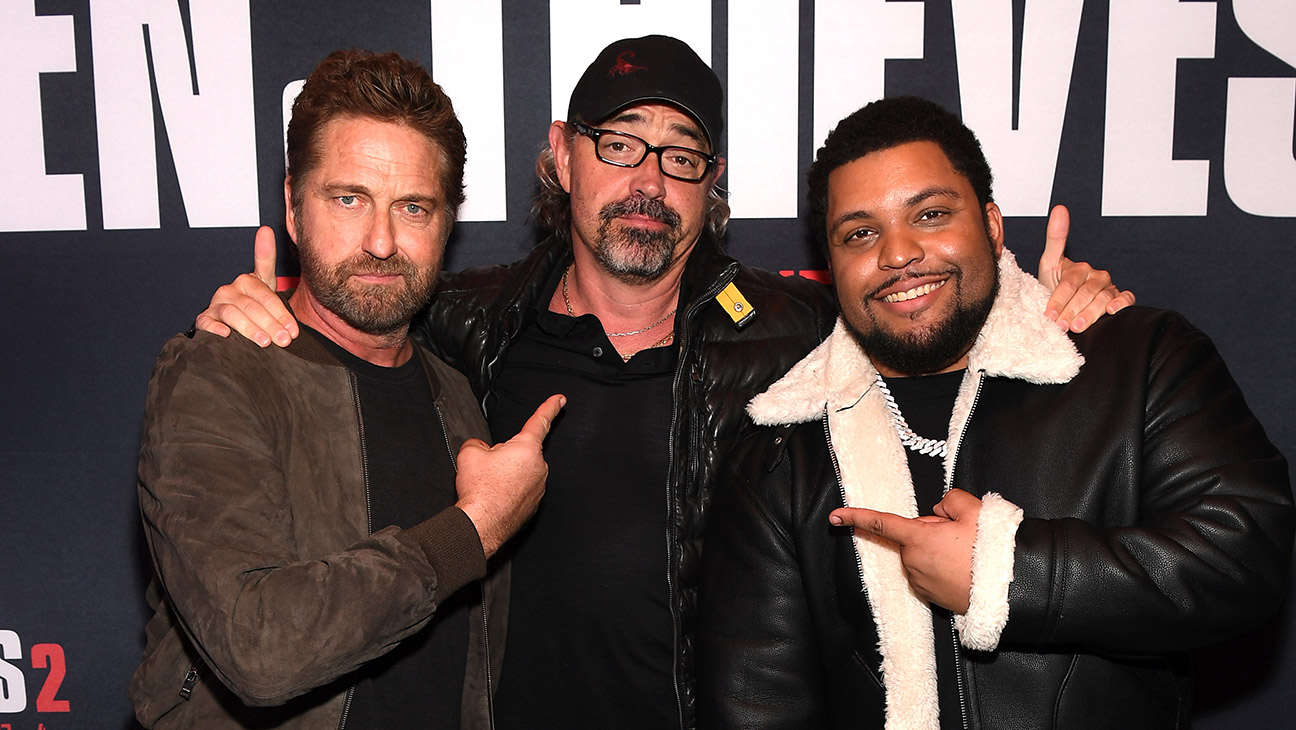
[628, 151, 668, 200]
[363, 210, 397, 259]
[877, 230, 922, 270]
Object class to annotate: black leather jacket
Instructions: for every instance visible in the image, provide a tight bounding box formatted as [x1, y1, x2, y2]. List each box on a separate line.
[697, 303, 1293, 730]
[415, 234, 836, 728]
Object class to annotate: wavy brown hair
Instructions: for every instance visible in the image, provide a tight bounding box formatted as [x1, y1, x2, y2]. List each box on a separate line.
[286, 49, 466, 220]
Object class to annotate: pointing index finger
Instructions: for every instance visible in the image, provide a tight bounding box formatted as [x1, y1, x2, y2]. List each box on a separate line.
[510, 394, 566, 444]
[829, 506, 917, 546]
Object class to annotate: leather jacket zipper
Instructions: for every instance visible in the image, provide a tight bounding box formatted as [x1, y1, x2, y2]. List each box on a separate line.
[664, 263, 739, 730]
[664, 336, 686, 730]
[948, 617, 968, 730]
[432, 399, 497, 730]
[352, 371, 374, 536]
[337, 688, 355, 729]
[338, 373, 369, 730]
[945, 370, 985, 730]
[823, 411, 867, 588]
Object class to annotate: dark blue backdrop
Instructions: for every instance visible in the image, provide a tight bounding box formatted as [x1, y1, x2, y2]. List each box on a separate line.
[1, 1, 1292, 727]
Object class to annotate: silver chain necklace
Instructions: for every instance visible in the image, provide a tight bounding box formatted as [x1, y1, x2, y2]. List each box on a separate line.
[874, 373, 948, 458]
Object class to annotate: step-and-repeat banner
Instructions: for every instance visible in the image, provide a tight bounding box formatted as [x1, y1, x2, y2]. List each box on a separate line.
[2, 1, 1292, 727]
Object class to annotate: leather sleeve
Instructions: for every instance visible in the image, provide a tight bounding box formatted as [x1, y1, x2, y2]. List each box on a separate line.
[414, 279, 490, 387]
[696, 433, 830, 729]
[1001, 310, 1294, 652]
[137, 333, 474, 706]
[414, 239, 566, 401]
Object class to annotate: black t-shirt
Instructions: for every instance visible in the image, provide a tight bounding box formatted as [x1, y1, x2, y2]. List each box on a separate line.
[305, 326, 472, 728]
[488, 267, 679, 729]
[881, 369, 965, 730]
[881, 370, 963, 516]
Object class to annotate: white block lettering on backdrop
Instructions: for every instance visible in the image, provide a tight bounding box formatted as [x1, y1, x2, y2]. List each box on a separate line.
[954, 0, 1084, 217]
[812, 0, 924, 154]
[728, 1, 800, 220]
[431, 0, 506, 221]
[1225, 0, 1296, 217]
[1103, 0, 1216, 216]
[281, 80, 305, 173]
[90, 0, 257, 229]
[0, 630, 26, 713]
[0, 3, 85, 232]
[548, 0, 712, 132]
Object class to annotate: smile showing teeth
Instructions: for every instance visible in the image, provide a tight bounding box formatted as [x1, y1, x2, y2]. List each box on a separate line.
[882, 279, 946, 303]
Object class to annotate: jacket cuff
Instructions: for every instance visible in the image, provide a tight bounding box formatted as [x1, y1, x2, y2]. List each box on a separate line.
[403, 507, 488, 597]
[954, 492, 1023, 651]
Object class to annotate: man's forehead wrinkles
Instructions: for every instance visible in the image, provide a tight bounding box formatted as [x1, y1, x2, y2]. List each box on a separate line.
[609, 110, 648, 126]
[606, 109, 706, 145]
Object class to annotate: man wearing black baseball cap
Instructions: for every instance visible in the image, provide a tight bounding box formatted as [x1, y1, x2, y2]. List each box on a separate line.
[567, 34, 724, 146]
[196, 34, 1132, 729]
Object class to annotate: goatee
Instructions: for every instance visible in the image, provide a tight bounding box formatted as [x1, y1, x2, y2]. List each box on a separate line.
[593, 196, 683, 283]
[297, 232, 439, 337]
[844, 268, 998, 376]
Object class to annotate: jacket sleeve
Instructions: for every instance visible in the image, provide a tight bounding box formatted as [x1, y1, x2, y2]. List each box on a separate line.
[137, 334, 485, 706]
[414, 283, 473, 374]
[1001, 311, 1294, 652]
[697, 434, 830, 729]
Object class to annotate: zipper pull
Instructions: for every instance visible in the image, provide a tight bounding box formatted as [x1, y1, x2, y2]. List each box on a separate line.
[178, 663, 200, 700]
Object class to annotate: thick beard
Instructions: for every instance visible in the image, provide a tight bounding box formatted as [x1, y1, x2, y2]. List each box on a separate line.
[296, 230, 439, 338]
[844, 267, 998, 376]
[592, 196, 683, 283]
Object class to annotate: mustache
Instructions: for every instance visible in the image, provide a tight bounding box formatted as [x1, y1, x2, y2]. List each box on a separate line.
[867, 268, 958, 299]
[600, 197, 682, 229]
[336, 252, 417, 278]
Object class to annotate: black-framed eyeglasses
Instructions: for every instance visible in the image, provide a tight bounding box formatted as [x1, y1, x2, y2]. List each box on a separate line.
[571, 121, 716, 182]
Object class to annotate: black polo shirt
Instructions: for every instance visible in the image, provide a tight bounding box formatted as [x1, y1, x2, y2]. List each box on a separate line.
[488, 266, 679, 729]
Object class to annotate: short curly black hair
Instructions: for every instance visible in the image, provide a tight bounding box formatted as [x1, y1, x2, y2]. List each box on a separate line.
[807, 97, 993, 252]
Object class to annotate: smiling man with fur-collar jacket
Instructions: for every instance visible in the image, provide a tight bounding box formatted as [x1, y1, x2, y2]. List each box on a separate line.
[695, 97, 1293, 730]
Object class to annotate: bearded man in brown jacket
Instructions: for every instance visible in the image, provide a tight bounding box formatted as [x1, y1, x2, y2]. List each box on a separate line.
[130, 49, 563, 729]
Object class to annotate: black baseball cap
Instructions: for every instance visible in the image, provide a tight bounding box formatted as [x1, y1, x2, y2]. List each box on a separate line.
[567, 35, 724, 148]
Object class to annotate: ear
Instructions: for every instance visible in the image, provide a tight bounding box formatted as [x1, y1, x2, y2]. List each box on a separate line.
[549, 121, 574, 193]
[283, 178, 299, 243]
[984, 201, 1004, 256]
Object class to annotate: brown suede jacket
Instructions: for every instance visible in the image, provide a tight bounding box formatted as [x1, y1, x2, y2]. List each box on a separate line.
[130, 327, 503, 729]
